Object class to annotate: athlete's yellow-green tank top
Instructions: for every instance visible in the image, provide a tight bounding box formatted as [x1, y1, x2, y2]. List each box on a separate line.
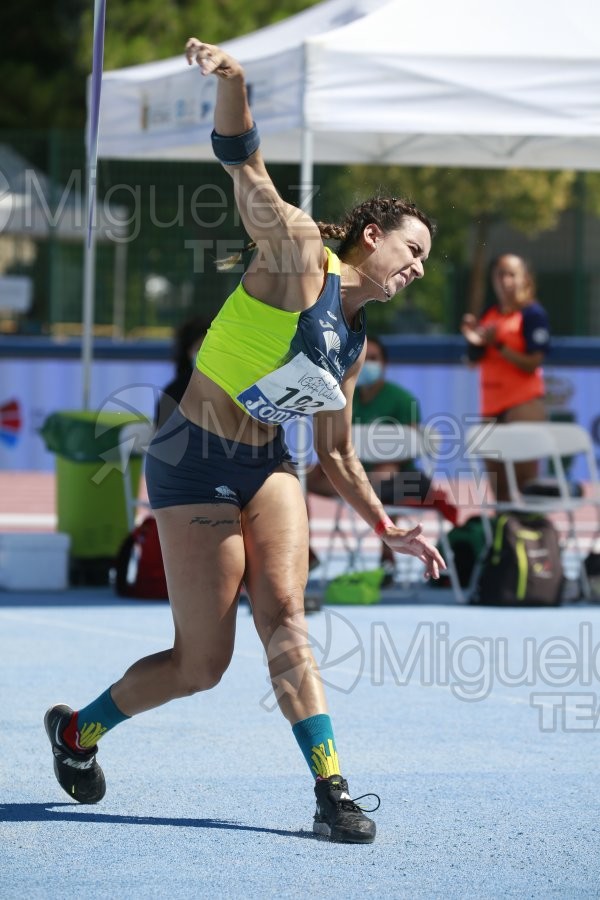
[197, 247, 366, 425]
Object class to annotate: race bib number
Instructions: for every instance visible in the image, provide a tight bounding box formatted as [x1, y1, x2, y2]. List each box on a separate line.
[237, 353, 346, 424]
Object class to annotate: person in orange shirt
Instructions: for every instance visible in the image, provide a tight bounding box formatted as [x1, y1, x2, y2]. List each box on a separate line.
[461, 253, 550, 501]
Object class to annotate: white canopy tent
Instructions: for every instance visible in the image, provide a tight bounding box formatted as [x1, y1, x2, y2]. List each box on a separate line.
[96, 0, 385, 165]
[83, 0, 600, 406]
[97, 0, 600, 171]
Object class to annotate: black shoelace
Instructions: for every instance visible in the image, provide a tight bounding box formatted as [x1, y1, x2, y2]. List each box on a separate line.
[345, 792, 381, 814]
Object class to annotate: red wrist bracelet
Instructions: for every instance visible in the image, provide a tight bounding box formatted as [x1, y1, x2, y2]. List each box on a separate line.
[374, 515, 394, 537]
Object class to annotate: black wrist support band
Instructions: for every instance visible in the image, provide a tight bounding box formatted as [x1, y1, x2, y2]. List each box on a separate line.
[211, 123, 260, 165]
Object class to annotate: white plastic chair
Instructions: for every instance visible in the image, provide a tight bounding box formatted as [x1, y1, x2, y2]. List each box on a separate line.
[535, 422, 600, 525]
[465, 421, 597, 597]
[322, 423, 465, 602]
[118, 421, 155, 531]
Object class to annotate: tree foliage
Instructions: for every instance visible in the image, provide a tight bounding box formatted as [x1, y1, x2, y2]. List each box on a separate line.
[0, 0, 89, 127]
[333, 165, 575, 259]
[583, 172, 600, 216]
[0, 0, 322, 128]
[331, 164, 576, 320]
[1, 0, 594, 335]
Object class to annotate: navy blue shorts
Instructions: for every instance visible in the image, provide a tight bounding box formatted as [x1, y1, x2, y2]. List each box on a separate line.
[145, 408, 294, 510]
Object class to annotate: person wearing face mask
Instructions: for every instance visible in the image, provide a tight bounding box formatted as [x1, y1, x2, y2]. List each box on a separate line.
[353, 336, 419, 431]
[154, 315, 209, 430]
[307, 336, 458, 581]
[461, 253, 550, 501]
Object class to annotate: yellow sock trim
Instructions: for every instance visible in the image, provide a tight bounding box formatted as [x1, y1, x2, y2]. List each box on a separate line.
[78, 721, 107, 748]
[310, 739, 341, 778]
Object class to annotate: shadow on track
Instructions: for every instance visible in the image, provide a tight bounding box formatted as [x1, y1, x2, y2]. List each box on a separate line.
[0, 802, 313, 839]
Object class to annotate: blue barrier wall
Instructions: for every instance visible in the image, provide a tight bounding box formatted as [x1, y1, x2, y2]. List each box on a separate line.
[1, 336, 599, 473]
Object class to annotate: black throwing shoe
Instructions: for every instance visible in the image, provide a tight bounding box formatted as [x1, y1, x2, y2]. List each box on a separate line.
[44, 704, 106, 804]
[313, 774, 379, 843]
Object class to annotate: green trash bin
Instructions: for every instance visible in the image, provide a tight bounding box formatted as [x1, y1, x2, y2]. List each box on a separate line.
[40, 410, 149, 583]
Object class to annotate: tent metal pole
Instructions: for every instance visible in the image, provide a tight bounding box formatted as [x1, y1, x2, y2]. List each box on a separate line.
[299, 127, 314, 216]
[573, 172, 587, 334]
[81, 180, 97, 410]
[81, 0, 106, 410]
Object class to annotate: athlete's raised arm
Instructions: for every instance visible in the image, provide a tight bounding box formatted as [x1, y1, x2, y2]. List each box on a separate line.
[186, 38, 323, 300]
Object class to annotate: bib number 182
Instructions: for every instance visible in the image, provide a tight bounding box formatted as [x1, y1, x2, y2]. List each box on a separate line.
[275, 387, 324, 413]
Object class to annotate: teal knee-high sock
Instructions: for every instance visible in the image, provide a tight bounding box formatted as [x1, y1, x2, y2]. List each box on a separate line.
[62, 687, 130, 752]
[292, 714, 341, 779]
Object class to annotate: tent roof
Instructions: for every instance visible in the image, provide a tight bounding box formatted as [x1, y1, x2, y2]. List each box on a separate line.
[96, 0, 600, 170]
[326, 0, 599, 59]
[303, 0, 600, 168]
[98, 0, 383, 161]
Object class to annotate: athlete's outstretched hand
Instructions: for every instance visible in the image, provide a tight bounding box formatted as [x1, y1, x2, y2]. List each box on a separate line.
[381, 523, 446, 580]
[185, 38, 242, 79]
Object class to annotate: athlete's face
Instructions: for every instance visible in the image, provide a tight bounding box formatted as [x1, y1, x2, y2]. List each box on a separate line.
[492, 255, 532, 308]
[369, 217, 431, 301]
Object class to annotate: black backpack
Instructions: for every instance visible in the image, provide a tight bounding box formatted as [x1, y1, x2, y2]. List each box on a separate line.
[473, 512, 563, 607]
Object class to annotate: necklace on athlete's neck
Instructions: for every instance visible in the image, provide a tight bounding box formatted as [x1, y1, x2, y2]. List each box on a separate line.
[345, 262, 390, 299]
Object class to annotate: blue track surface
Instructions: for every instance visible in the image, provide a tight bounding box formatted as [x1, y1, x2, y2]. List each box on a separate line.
[2, 588, 600, 898]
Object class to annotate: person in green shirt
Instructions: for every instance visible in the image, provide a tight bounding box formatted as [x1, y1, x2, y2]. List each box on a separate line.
[352, 341, 421, 439]
[307, 336, 457, 581]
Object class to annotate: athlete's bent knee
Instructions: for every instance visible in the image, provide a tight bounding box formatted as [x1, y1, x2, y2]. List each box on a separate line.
[176, 657, 232, 695]
[258, 590, 304, 630]
[255, 595, 308, 659]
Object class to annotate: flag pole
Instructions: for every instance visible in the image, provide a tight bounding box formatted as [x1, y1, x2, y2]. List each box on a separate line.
[81, 0, 107, 409]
